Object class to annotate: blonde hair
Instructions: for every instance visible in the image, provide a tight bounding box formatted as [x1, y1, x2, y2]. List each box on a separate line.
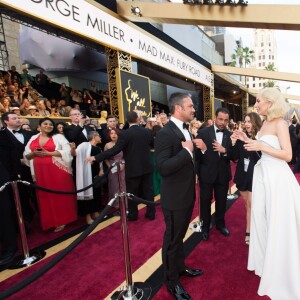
[257, 88, 289, 121]
[189, 119, 201, 130]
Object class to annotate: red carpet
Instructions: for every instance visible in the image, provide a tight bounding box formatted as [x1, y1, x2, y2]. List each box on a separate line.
[153, 198, 269, 300]
[1, 205, 168, 299]
[2, 164, 298, 299]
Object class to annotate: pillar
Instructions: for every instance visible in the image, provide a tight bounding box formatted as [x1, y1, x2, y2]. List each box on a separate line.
[105, 48, 132, 118]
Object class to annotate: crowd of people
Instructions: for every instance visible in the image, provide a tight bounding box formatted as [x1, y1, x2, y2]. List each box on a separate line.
[0, 76, 300, 300]
[0, 66, 113, 121]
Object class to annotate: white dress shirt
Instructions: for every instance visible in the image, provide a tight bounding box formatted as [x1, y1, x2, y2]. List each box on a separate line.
[170, 116, 193, 158]
[7, 127, 24, 144]
[214, 124, 224, 145]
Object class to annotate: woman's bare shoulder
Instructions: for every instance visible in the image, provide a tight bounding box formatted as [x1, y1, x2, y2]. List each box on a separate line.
[274, 118, 288, 128]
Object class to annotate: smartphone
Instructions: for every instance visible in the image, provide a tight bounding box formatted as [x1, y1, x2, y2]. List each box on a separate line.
[36, 148, 43, 151]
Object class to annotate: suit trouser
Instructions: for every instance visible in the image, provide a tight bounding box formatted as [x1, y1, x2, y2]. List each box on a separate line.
[125, 173, 155, 217]
[162, 204, 194, 287]
[200, 180, 229, 230]
[0, 178, 17, 255]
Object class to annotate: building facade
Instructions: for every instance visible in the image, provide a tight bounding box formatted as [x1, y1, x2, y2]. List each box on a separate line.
[247, 29, 277, 89]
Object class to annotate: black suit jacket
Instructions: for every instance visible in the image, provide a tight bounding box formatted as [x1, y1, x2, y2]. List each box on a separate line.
[63, 124, 93, 146]
[0, 128, 33, 179]
[155, 121, 195, 210]
[289, 124, 298, 148]
[94, 125, 153, 178]
[0, 151, 17, 253]
[195, 126, 233, 184]
[0, 130, 19, 180]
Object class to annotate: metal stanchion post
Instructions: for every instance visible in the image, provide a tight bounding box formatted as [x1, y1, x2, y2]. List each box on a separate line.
[189, 180, 202, 233]
[10, 181, 46, 269]
[110, 162, 151, 300]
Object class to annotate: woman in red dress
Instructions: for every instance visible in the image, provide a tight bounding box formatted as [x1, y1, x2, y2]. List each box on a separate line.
[24, 117, 77, 232]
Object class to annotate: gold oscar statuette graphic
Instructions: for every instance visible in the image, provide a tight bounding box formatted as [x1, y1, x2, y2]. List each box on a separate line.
[116, 69, 152, 123]
[125, 79, 139, 112]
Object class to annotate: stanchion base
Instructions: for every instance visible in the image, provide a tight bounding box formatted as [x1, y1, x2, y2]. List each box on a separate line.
[110, 282, 152, 300]
[227, 194, 239, 201]
[9, 251, 46, 269]
[189, 221, 202, 233]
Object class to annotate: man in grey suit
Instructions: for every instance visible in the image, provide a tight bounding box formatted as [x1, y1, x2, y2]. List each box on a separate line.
[155, 93, 204, 300]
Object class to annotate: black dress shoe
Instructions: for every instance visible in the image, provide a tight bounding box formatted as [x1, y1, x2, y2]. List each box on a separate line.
[145, 213, 155, 220]
[216, 226, 230, 236]
[167, 283, 192, 300]
[127, 213, 138, 221]
[202, 230, 209, 241]
[0, 250, 17, 266]
[127, 215, 138, 221]
[180, 267, 204, 277]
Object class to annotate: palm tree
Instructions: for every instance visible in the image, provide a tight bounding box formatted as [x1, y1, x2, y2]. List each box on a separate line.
[264, 63, 277, 87]
[265, 63, 276, 72]
[230, 46, 254, 84]
[230, 46, 255, 68]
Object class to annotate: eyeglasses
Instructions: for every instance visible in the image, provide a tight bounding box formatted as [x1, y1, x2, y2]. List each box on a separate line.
[70, 113, 81, 116]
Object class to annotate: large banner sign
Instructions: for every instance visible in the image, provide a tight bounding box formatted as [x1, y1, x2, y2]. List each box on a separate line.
[1, 0, 212, 87]
[116, 69, 151, 123]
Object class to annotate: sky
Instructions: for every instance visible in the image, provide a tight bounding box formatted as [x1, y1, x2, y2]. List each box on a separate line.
[225, 0, 300, 101]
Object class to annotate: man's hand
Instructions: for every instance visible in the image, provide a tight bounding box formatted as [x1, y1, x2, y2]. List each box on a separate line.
[79, 116, 85, 127]
[193, 138, 207, 151]
[86, 156, 96, 164]
[212, 140, 226, 153]
[182, 140, 194, 153]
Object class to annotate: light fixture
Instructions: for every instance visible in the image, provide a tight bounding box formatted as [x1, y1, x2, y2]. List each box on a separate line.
[183, 0, 247, 5]
[236, 0, 248, 5]
[224, 0, 235, 4]
[183, 0, 203, 3]
[131, 6, 142, 17]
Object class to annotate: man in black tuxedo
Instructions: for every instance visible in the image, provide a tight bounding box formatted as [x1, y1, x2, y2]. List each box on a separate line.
[194, 107, 234, 241]
[63, 108, 93, 147]
[87, 111, 155, 221]
[1, 112, 35, 225]
[155, 93, 203, 300]
[0, 132, 18, 266]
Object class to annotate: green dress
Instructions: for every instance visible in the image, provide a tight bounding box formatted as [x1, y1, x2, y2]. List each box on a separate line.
[151, 150, 162, 196]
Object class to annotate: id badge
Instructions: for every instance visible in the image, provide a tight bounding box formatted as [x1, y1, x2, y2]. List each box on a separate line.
[244, 158, 250, 172]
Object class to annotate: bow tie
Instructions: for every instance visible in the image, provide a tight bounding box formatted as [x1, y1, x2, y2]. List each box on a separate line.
[183, 123, 189, 130]
[12, 129, 21, 134]
[216, 129, 224, 133]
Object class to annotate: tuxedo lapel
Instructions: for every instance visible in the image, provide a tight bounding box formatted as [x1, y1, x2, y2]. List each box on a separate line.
[208, 126, 216, 143]
[5, 128, 23, 145]
[222, 130, 229, 148]
[169, 121, 186, 142]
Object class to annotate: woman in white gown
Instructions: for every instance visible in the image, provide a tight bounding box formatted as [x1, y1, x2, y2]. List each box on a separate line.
[244, 88, 300, 300]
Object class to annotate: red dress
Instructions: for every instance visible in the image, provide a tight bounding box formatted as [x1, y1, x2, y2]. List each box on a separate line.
[30, 136, 77, 230]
